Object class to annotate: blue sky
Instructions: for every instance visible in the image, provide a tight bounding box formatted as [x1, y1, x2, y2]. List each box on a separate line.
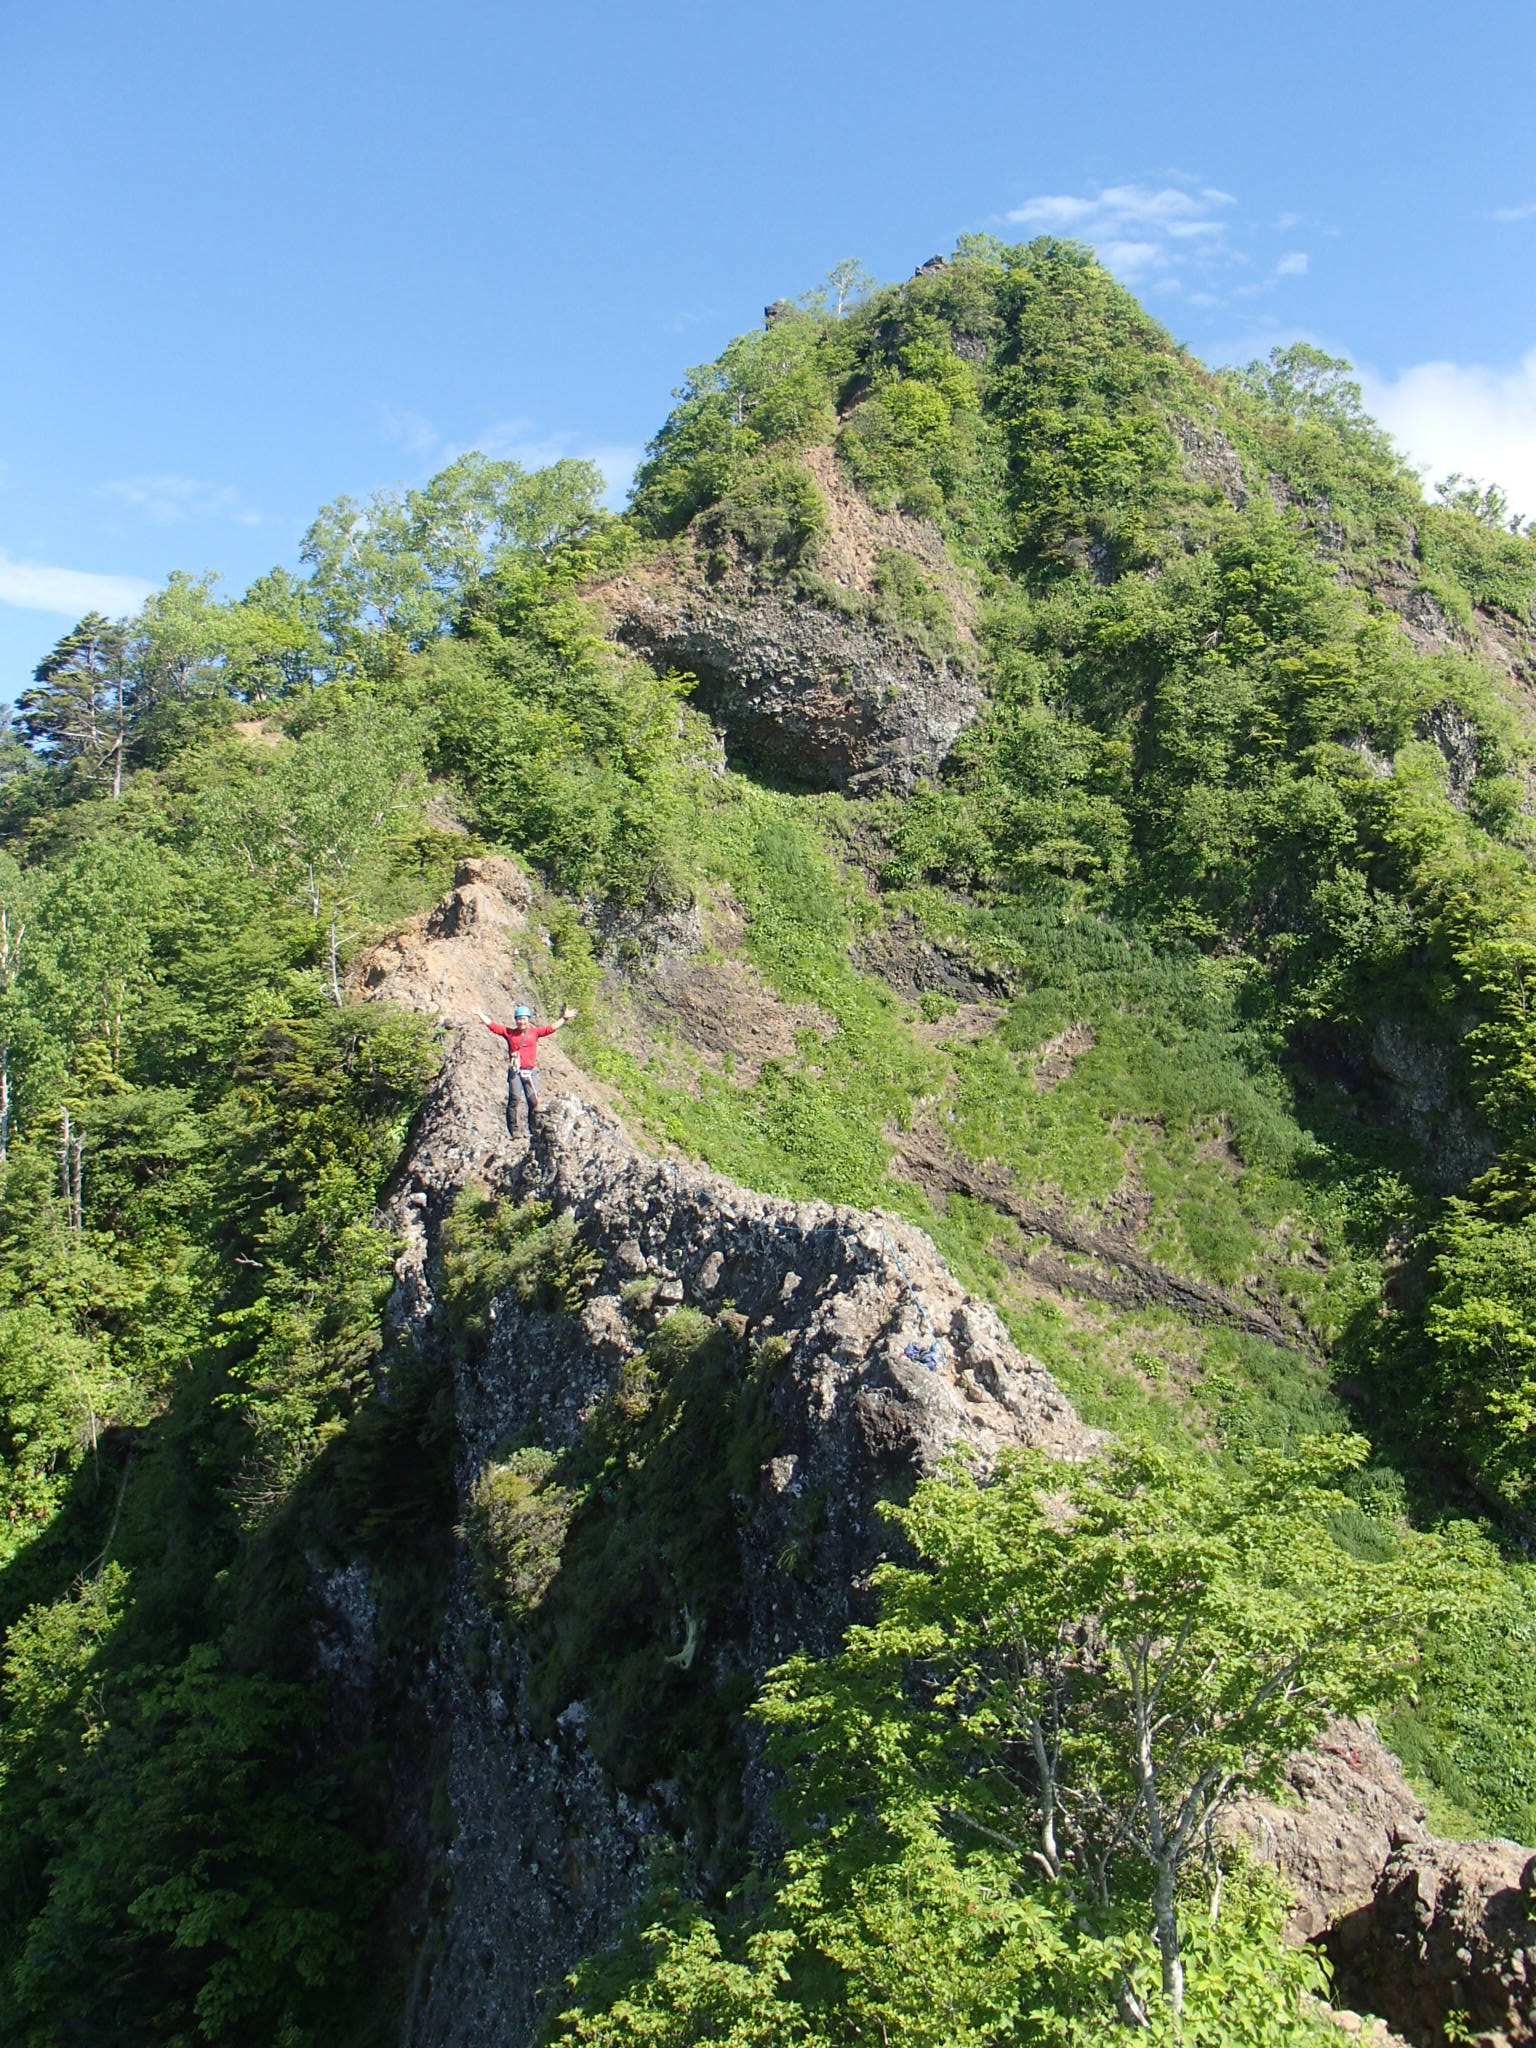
[3, 0, 1535, 692]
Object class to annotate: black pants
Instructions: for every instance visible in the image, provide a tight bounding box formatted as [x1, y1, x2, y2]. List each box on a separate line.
[506, 1065, 539, 1134]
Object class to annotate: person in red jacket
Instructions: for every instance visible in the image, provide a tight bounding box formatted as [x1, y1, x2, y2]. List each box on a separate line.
[477, 1001, 575, 1135]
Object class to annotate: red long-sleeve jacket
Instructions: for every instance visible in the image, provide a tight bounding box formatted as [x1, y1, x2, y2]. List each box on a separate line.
[485, 1020, 554, 1070]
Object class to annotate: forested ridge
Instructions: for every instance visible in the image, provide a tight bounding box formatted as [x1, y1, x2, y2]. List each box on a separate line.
[0, 239, 1533, 2044]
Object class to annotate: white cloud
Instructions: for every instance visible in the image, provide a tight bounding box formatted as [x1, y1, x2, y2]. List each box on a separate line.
[1276, 251, 1310, 277]
[383, 407, 641, 508]
[1362, 346, 1536, 522]
[1006, 192, 1100, 227]
[380, 405, 442, 457]
[1273, 211, 1301, 231]
[99, 475, 260, 526]
[475, 425, 643, 507]
[1096, 239, 1167, 280]
[1491, 200, 1536, 223]
[0, 552, 156, 618]
[1003, 180, 1244, 299]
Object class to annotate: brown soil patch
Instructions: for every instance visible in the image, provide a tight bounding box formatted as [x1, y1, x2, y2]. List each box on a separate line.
[234, 718, 285, 748]
[799, 445, 978, 642]
[605, 884, 835, 1087]
[1033, 1021, 1094, 1091]
[914, 999, 1005, 1047]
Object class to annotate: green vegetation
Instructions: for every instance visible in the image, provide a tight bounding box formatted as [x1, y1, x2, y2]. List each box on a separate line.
[557, 1443, 1476, 2043]
[3, 240, 1536, 2041]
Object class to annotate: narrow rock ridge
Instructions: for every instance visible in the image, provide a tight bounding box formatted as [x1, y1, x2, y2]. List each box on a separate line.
[355, 861, 1535, 2048]
[355, 861, 1091, 2047]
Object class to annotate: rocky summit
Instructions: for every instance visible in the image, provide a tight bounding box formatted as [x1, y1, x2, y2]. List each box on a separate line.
[2, 240, 1534, 2048]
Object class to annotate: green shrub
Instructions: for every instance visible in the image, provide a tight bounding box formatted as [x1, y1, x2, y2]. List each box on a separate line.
[466, 1448, 574, 1623]
[434, 1188, 598, 1355]
[700, 454, 827, 575]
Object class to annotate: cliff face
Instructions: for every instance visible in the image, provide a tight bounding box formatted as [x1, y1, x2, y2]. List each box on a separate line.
[606, 575, 982, 791]
[595, 444, 984, 791]
[346, 859, 1089, 2046]
[341, 861, 1536, 2048]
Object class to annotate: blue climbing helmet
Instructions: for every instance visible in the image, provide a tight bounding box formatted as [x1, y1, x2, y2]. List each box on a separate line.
[513, 1004, 532, 1021]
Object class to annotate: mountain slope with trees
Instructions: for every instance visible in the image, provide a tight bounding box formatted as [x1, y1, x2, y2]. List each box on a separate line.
[0, 239, 1532, 2046]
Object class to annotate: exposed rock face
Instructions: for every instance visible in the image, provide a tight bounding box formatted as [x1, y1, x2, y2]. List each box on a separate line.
[1224, 1719, 1429, 1942]
[1173, 411, 1250, 508]
[355, 862, 1090, 2047]
[598, 446, 984, 793]
[609, 579, 981, 791]
[1327, 1839, 1536, 2048]
[1370, 1019, 1495, 1191]
[1227, 1721, 1536, 2047]
[351, 865, 1535, 2048]
[1420, 701, 1482, 810]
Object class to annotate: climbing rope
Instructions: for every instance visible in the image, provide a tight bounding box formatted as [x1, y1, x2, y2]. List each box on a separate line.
[880, 1228, 945, 1373]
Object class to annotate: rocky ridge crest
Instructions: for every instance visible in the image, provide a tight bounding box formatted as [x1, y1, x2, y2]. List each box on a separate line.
[344, 861, 1533, 2048]
[352, 860, 1088, 2044]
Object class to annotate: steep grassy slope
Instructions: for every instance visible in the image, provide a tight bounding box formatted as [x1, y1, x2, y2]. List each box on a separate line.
[0, 239, 1533, 2043]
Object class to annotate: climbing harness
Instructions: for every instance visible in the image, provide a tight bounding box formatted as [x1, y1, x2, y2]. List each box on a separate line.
[881, 1228, 945, 1373]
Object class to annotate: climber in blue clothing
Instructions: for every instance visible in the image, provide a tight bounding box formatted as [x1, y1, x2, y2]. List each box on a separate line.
[477, 1001, 575, 1135]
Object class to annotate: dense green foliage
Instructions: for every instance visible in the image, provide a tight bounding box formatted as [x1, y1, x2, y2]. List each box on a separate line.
[3, 240, 1536, 2042]
[634, 240, 1536, 1524]
[557, 1443, 1476, 2043]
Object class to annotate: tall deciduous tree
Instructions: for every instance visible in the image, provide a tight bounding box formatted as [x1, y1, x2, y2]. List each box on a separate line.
[561, 1442, 1463, 2042]
[299, 455, 608, 677]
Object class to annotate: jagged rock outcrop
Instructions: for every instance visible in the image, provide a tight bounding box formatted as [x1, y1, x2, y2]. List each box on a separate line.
[1227, 1721, 1536, 2046]
[350, 862, 1534, 2048]
[597, 446, 984, 792]
[1173, 410, 1250, 508]
[352, 861, 1090, 2047]
[1327, 1839, 1536, 2048]
[1225, 1719, 1430, 1942]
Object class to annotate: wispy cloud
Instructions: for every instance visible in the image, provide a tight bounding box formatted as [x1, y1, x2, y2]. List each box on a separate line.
[1009, 182, 1220, 233]
[0, 552, 156, 618]
[1004, 179, 1245, 296]
[476, 425, 644, 505]
[380, 406, 442, 458]
[1363, 346, 1536, 523]
[1002, 176, 1331, 317]
[98, 475, 260, 526]
[379, 408, 642, 508]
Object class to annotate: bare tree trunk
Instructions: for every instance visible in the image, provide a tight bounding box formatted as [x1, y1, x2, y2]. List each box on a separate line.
[1151, 1863, 1184, 2013]
[60, 1105, 71, 1211]
[0, 1043, 9, 1163]
[1129, 1664, 1185, 2015]
[111, 659, 126, 799]
[328, 909, 342, 1006]
[71, 1130, 85, 1236]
